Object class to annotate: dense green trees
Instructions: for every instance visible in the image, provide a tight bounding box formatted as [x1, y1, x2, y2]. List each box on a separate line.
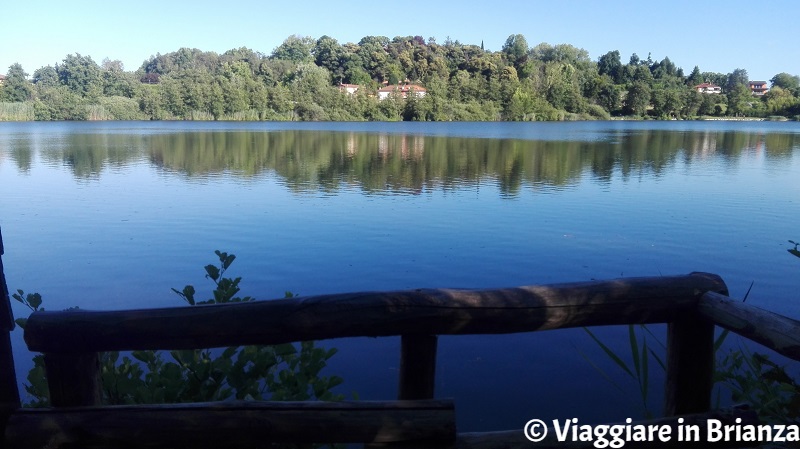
[1, 63, 32, 102]
[1, 33, 799, 121]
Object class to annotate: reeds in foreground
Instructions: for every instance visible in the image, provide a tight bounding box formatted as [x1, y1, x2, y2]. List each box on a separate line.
[0, 102, 34, 121]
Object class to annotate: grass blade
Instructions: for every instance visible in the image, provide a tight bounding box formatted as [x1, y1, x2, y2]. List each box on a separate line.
[714, 329, 731, 352]
[584, 327, 634, 378]
[641, 338, 649, 403]
[629, 325, 641, 379]
[648, 347, 665, 371]
[640, 324, 666, 351]
[742, 281, 754, 303]
[573, 343, 628, 396]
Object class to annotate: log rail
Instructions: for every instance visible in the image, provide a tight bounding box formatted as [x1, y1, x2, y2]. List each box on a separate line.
[1, 245, 798, 449]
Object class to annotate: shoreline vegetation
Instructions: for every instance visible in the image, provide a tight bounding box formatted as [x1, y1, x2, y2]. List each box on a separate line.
[1, 34, 799, 122]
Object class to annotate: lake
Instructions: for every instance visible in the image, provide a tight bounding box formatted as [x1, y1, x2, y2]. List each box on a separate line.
[1, 120, 799, 430]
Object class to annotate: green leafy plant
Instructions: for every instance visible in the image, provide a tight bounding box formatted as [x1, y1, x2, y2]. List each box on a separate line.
[14, 250, 344, 407]
[715, 346, 800, 425]
[711, 241, 800, 425]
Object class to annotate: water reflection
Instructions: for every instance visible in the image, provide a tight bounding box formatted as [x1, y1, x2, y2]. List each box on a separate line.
[2, 126, 797, 196]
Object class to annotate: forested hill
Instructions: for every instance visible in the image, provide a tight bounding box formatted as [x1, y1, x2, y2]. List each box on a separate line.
[1, 34, 799, 121]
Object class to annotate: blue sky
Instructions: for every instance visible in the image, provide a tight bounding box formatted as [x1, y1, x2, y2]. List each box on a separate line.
[2, 0, 797, 83]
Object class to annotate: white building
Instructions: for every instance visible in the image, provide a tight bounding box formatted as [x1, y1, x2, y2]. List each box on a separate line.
[377, 83, 427, 100]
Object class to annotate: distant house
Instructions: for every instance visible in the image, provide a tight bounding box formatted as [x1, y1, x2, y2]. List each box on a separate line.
[0, 74, 6, 86]
[338, 83, 361, 95]
[694, 83, 722, 94]
[377, 83, 427, 100]
[748, 81, 769, 96]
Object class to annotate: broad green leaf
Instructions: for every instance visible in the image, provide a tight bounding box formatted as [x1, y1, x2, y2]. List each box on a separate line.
[28, 293, 42, 310]
[204, 264, 220, 281]
[223, 254, 236, 269]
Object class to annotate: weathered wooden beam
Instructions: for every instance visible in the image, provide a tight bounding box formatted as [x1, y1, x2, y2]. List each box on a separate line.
[0, 333, 20, 449]
[0, 226, 20, 449]
[24, 273, 728, 354]
[398, 334, 438, 400]
[664, 312, 715, 416]
[44, 353, 101, 407]
[0, 227, 14, 331]
[5, 399, 456, 448]
[699, 291, 800, 362]
[456, 407, 759, 449]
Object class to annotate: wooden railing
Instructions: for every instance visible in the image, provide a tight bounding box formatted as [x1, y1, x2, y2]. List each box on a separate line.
[2, 226, 799, 447]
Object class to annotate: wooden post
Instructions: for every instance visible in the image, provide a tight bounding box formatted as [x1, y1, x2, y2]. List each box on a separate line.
[664, 313, 715, 415]
[375, 337, 442, 449]
[44, 353, 101, 407]
[398, 334, 438, 400]
[0, 226, 21, 448]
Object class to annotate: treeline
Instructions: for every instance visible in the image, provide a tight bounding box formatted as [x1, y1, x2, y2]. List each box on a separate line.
[1, 34, 799, 121]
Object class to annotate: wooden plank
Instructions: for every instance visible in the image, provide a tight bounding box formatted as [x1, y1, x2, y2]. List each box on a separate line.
[664, 312, 715, 416]
[699, 291, 800, 362]
[0, 333, 20, 449]
[456, 407, 759, 449]
[0, 332, 20, 408]
[398, 334, 438, 400]
[24, 273, 728, 354]
[44, 353, 101, 407]
[5, 399, 456, 448]
[0, 226, 20, 448]
[0, 226, 14, 331]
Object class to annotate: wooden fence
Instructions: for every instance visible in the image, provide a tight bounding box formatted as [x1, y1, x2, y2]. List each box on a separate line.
[1, 226, 799, 448]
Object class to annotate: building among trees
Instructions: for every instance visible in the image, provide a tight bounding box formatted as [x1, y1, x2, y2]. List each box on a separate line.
[377, 83, 427, 100]
[694, 83, 721, 94]
[748, 81, 769, 96]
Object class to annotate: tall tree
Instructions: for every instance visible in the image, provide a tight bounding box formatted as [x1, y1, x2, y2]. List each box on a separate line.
[1, 63, 32, 102]
[313, 36, 345, 82]
[501, 34, 529, 69]
[32, 66, 60, 88]
[725, 68, 749, 93]
[651, 56, 677, 79]
[357, 36, 391, 81]
[597, 50, 622, 83]
[770, 72, 799, 94]
[686, 66, 703, 86]
[271, 35, 315, 63]
[624, 81, 651, 116]
[726, 83, 752, 116]
[57, 54, 103, 98]
[101, 58, 135, 97]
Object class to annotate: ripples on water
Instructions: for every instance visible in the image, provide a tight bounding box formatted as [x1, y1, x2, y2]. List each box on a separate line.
[1, 121, 799, 429]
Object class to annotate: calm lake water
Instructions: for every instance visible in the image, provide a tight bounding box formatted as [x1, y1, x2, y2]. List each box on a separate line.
[1, 120, 799, 430]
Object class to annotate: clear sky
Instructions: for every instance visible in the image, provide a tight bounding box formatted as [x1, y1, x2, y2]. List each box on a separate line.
[2, 0, 797, 83]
